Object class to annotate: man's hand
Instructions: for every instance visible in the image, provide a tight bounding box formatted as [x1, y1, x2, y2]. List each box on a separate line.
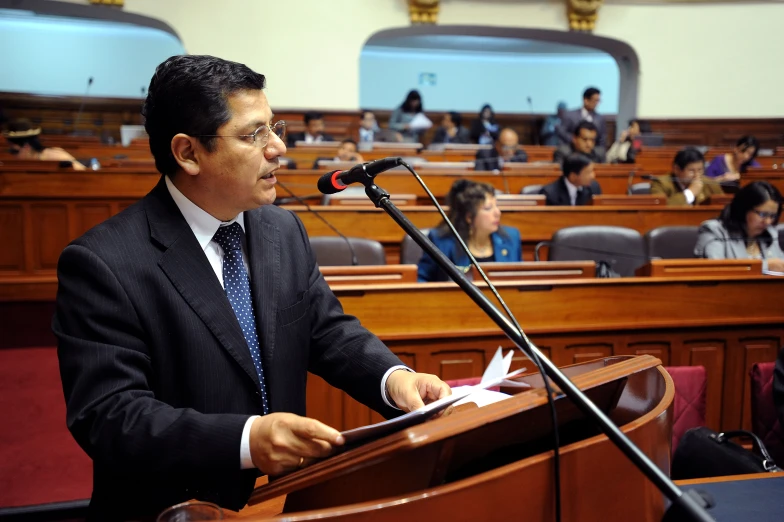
[688, 177, 704, 197]
[249, 413, 344, 476]
[386, 370, 452, 412]
[767, 258, 784, 272]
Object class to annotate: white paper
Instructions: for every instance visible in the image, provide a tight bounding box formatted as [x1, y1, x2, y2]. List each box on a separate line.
[481, 347, 513, 385]
[763, 270, 784, 276]
[452, 386, 513, 408]
[408, 113, 433, 130]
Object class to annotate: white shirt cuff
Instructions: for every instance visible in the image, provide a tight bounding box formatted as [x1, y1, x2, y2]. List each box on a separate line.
[683, 189, 696, 205]
[380, 365, 413, 410]
[240, 415, 260, 469]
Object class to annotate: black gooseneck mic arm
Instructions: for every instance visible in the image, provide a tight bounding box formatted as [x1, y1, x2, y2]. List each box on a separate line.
[72, 77, 94, 135]
[350, 160, 716, 522]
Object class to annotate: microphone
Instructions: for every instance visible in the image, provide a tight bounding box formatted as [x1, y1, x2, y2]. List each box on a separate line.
[72, 77, 94, 136]
[317, 157, 403, 195]
[527, 97, 538, 146]
[275, 180, 359, 265]
[493, 167, 511, 194]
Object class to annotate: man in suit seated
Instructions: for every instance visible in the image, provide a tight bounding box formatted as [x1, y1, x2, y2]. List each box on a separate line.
[431, 111, 471, 144]
[553, 121, 606, 165]
[556, 86, 607, 147]
[540, 153, 602, 206]
[53, 54, 450, 521]
[474, 128, 528, 171]
[286, 111, 334, 147]
[312, 138, 365, 168]
[357, 110, 401, 143]
[650, 148, 723, 206]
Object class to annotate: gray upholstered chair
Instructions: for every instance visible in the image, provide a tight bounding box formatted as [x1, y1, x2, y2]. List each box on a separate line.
[309, 237, 386, 266]
[400, 228, 431, 265]
[547, 225, 646, 277]
[521, 184, 544, 195]
[630, 182, 651, 195]
[644, 226, 699, 259]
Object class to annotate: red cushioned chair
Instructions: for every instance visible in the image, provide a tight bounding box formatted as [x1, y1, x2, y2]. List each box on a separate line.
[446, 365, 707, 455]
[750, 361, 784, 465]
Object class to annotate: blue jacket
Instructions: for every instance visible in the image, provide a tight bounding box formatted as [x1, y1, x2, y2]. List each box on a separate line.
[417, 225, 522, 282]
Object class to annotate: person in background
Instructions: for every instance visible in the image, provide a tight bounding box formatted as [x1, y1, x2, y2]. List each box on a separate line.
[431, 111, 470, 144]
[286, 111, 334, 147]
[417, 180, 521, 282]
[540, 153, 602, 206]
[553, 121, 606, 165]
[474, 128, 528, 171]
[2, 118, 86, 170]
[704, 135, 761, 184]
[311, 138, 364, 168]
[606, 119, 644, 164]
[539, 101, 568, 146]
[388, 90, 426, 142]
[650, 148, 723, 206]
[556, 87, 607, 147]
[469, 104, 500, 145]
[357, 110, 401, 143]
[694, 181, 783, 272]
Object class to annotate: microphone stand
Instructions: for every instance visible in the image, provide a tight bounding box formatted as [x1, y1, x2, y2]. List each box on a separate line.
[357, 176, 715, 522]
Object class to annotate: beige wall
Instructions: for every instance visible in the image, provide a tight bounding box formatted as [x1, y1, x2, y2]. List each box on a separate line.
[120, 0, 784, 118]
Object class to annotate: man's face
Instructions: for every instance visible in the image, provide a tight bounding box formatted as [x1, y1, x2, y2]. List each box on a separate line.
[496, 130, 519, 160]
[674, 161, 704, 184]
[360, 112, 376, 130]
[569, 162, 595, 188]
[584, 94, 601, 112]
[442, 114, 454, 129]
[306, 118, 325, 136]
[573, 129, 597, 154]
[337, 142, 357, 161]
[192, 89, 286, 218]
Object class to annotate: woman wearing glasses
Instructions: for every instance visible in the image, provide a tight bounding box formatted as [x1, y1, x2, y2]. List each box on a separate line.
[695, 181, 784, 272]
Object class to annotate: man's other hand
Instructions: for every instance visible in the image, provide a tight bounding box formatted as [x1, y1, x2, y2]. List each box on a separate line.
[249, 413, 344, 475]
[386, 370, 452, 412]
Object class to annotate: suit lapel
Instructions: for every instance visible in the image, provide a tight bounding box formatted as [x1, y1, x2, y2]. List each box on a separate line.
[145, 178, 260, 390]
[244, 207, 280, 395]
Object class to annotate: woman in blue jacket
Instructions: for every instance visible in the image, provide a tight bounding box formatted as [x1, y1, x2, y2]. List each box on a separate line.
[418, 180, 522, 282]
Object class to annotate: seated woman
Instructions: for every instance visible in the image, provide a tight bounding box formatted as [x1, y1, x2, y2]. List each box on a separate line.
[704, 135, 760, 184]
[2, 118, 86, 170]
[388, 90, 427, 143]
[417, 180, 521, 282]
[694, 180, 784, 272]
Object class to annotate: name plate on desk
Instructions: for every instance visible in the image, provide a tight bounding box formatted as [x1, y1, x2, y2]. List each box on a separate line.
[469, 261, 596, 281]
[636, 259, 763, 277]
[592, 195, 666, 206]
[320, 264, 417, 285]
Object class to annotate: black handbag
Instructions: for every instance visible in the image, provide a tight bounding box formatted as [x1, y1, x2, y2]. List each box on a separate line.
[671, 427, 783, 480]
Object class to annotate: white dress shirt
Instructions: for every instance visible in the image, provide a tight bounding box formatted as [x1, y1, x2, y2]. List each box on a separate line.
[564, 177, 581, 206]
[164, 176, 408, 470]
[581, 107, 594, 123]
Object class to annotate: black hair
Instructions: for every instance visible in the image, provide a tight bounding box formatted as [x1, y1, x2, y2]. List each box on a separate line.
[573, 120, 598, 137]
[735, 135, 760, 173]
[628, 119, 651, 133]
[562, 153, 593, 178]
[340, 138, 357, 147]
[479, 104, 496, 123]
[304, 111, 324, 125]
[447, 111, 463, 128]
[4, 118, 45, 152]
[673, 147, 705, 170]
[7, 135, 44, 152]
[720, 181, 782, 234]
[583, 87, 601, 100]
[360, 110, 374, 120]
[436, 179, 497, 243]
[142, 55, 266, 176]
[401, 90, 423, 113]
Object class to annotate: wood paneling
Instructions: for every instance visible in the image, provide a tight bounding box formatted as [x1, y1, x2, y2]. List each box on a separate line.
[30, 204, 69, 271]
[74, 203, 113, 237]
[0, 205, 24, 272]
[430, 350, 486, 381]
[683, 339, 726, 429]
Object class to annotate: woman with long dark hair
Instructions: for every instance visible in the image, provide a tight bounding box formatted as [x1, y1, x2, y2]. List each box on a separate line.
[704, 135, 760, 184]
[469, 104, 500, 145]
[417, 180, 521, 282]
[388, 90, 426, 142]
[694, 180, 784, 272]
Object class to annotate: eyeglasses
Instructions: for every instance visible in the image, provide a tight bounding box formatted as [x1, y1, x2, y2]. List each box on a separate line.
[753, 210, 778, 220]
[197, 121, 286, 148]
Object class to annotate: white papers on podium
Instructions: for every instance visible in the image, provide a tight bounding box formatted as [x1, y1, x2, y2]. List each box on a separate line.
[408, 113, 433, 131]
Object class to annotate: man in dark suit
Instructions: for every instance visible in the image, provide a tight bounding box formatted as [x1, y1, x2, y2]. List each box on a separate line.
[553, 121, 606, 165]
[286, 111, 335, 147]
[556, 87, 607, 147]
[474, 128, 528, 171]
[431, 111, 471, 144]
[54, 55, 450, 521]
[540, 153, 602, 206]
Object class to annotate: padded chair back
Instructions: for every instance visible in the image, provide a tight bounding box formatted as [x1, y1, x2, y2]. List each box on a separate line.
[548, 226, 646, 277]
[521, 184, 543, 195]
[400, 228, 431, 265]
[630, 182, 651, 195]
[750, 361, 784, 465]
[644, 226, 699, 259]
[309, 237, 386, 266]
[664, 366, 707, 453]
[321, 187, 366, 206]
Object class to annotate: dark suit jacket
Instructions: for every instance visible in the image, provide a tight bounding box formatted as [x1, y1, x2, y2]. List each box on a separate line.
[431, 126, 471, 145]
[469, 118, 500, 144]
[474, 148, 528, 171]
[553, 144, 606, 165]
[556, 109, 607, 147]
[650, 174, 724, 206]
[775, 347, 784, 429]
[286, 132, 335, 147]
[54, 178, 402, 521]
[539, 177, 603, 206]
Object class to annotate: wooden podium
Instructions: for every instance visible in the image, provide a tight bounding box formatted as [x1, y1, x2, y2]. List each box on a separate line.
[241, 355, 674, 521]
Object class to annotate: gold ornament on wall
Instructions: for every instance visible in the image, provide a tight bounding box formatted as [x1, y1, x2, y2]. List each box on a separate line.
[408, 0, 439, 25]
[567, 0, 603, 32]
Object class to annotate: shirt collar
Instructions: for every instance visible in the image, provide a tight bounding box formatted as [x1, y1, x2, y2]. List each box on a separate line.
[563, 176, 580, 204]
[165, 175, 245, 252]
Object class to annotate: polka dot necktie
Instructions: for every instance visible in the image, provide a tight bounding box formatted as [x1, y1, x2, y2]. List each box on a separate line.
[213, 223, 269, 414]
